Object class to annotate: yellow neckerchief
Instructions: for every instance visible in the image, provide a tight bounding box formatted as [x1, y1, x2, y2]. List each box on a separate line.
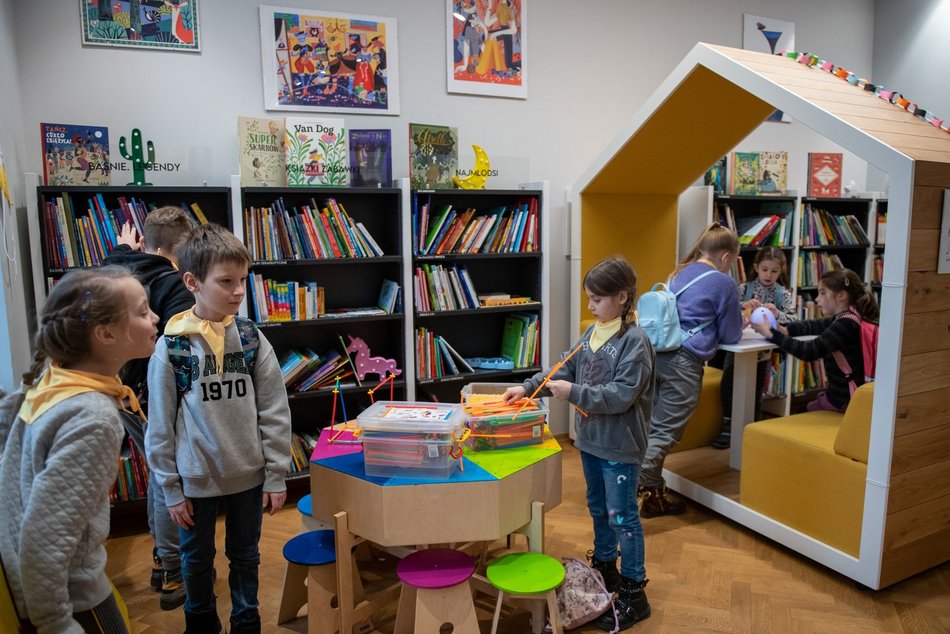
[19, 362, 141, 424]
[589, 317, 622, 352]
[164, 307, 234, 375]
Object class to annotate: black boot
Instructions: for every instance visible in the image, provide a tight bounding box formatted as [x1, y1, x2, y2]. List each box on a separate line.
[711, 417, 731, 449]
[587, 550, 621, 593]
[184, 610, 224, 634]
[595, 577, 650, 631]
[229, 615, 261, 634]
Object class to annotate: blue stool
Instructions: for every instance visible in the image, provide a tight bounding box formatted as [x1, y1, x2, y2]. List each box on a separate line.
[278, 530, 348, 633]
[297, 494, 332, 531]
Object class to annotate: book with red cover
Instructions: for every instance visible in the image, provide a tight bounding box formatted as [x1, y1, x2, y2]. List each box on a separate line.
[807, 152, 843, 197]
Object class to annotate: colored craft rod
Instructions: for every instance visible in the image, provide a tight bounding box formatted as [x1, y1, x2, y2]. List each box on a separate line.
[514, 341, 585, 418]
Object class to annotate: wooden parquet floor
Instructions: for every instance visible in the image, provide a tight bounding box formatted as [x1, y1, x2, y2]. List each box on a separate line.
[107, 442, 950, 633]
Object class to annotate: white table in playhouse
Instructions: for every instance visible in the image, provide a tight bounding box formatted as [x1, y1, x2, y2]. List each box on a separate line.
[309, 429, 563, 633]
[719, 328, 777, 470]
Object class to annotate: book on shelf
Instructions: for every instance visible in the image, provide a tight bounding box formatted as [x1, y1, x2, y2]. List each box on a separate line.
[807, 152, 843, 198]
[285, 117, 349, 187]
[800, 204, 869, 246]
[415, 328, 473, 379]
[377, 279, 400, 314]
[413, 202, 537, 255]
[704, 156, 727, 194]
[409, 123, 458, 189]
[876, 212, 887, 245]
[500, 313, 540, 369]
[735, 215, 773, 246]
[757, 151, 788, 194]
[238, 116, 287, 187]
[730, 151, 759, 195]
[40, 122, 111, 186]
[348, 129, 392, 187]
[414, 263, 479, 311]
[248, 273, 323, 322]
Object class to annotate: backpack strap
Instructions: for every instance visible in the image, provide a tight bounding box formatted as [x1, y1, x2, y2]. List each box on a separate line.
[234, 316, 260, 376]
[742, 282, 756, 302]
[673, 269, 718, 298]
[674, 269, 718, 341]
[164, 334, 195, 401]
[831, 308, 862, 395]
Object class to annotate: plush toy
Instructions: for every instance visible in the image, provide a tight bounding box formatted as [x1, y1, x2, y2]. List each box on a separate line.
[750, 306, 778, 333]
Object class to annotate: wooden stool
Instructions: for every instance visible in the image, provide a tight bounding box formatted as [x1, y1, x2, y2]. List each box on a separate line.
[486, 552, 565, 634]
[297, 494, 331, 531]
[393, 548, 480, 634]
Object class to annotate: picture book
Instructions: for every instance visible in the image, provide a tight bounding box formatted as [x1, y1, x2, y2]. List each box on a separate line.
[40, 122, 111, 186]
[730, 151, 759, 195]
[409, 123, 458, 189]
[807, 152, 843, 198]
[757, 151, 788, 194]
[238, 116, 287, 187]
[703, 156, 727, 194]
[377, 279, 400, 314]
[285, 117, 349, 187]
[349, 129, 392, 188]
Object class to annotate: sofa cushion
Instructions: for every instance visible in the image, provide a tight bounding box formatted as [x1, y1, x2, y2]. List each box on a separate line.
[834, 383, 875, 464]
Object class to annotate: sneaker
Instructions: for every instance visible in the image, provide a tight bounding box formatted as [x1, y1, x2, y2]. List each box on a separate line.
[160, 568, 186, 611]
[595, 577, 650, 631]
[711, 418, 732, 449]
[638, 484, 687, 518]
[150, 548, 163, 592]
[587, 550, 621, 593]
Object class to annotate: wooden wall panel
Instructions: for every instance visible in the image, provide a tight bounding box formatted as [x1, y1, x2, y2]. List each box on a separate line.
[879, 526, 950, 588]
[901, 311, 950, 357]
[903, 272, 950, 314]
[911, 186, 946, 230]
[913, 161, 950, 187]
[883, 491, 950, 551]
[890, 425, 950, 476]
[888, 459, 950, 513]
[897, 349, 950, 396]
[908, 230, 940, 271]
[895, 388, 950, 436]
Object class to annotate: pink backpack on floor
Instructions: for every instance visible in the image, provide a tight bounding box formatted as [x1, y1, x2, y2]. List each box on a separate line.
[555, 558, 618, 632]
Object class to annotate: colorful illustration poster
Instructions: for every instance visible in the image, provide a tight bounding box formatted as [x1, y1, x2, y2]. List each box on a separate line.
[447, 0, 527, 99]
[758, 150, 788, 194]
[260, 6, 400, 115]
[40, 122, 111, 186]
[730, 151, 760, 196]
[80, 0, 201, 52]
[348, 129, 392, 188]
[238, 116, 287, 187]
[285, 117, 349, 187]
[409, 124, 458, 190]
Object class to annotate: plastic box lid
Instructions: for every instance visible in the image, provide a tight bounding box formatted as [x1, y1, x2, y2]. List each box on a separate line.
[356, 401, 465, 434]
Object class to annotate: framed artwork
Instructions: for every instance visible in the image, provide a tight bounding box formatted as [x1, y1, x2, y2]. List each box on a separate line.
[80, 0, 201, 52]
[260, 6, 400, 115]
[447, 0, 526, 99]
[743, 14, 794, 122]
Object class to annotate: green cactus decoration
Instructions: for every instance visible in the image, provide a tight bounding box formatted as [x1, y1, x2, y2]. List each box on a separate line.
[119, 128, 155, 185]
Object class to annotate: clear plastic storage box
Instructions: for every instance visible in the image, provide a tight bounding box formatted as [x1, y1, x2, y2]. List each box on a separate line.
[460, 383, 548, 451]
[356, 401, 466, 479]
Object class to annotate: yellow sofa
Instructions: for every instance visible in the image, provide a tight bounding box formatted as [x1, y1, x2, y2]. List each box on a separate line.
[739, 383, 874, 556]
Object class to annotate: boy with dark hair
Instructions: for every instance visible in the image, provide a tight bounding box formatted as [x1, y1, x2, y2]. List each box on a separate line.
[145, 223, 291, 634]
[104, 206, 195, 610]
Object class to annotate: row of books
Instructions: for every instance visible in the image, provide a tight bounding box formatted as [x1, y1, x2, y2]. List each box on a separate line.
[797, 251, 846, 288]
[872, 255, 884, 284]
[501, 313, 540, 369]
[714, 203, 795, 248]
[413, 263, 479, 312]
[248, 273, 324, 322]
[415, 328, 474, 380]
[876, 212, 887, 246]
[110, 437, 148, 503]
[279, 339, 363, 392]
[795, 295, 822, 320]
[791, 357, 828, 394]
[243, 197, 383, 262]
[413, 199, 539, 255]
[288, 432, 319, 476]
[800, 205, 870, 246]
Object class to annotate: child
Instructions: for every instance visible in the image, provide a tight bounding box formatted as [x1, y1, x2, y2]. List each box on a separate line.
[751, 267, 878, 412]
[0, 266, 159, 633]
[145, 224, 291, 634]
[712, 246, 796, 449]
[639, 223, 743, 516]
[503, 256, 655, 631]
[104, 206, 195, 608]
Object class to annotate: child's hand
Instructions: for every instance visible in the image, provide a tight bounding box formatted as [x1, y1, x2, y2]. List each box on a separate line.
[741, 299, 762, 311]
[547, 379, 572, 401]
[117, 222, 144, 251]
[168, 499, 194, 529]
[764, 302, 779, 317]
[751, 320, 772, 338]
[503, 385, 526, 404]
[263, 491, 287, 515]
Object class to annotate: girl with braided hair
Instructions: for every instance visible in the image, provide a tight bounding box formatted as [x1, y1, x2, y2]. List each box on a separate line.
[0, 266, 158, 633]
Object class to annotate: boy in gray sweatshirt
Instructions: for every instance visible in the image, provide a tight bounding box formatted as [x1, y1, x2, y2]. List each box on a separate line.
[145, 225, 291, 634]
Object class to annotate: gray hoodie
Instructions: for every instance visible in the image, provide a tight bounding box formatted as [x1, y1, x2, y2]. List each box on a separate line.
[145, 323, 291, 506]
[523, 324, 655, 464]
[0, 391, 123, 634]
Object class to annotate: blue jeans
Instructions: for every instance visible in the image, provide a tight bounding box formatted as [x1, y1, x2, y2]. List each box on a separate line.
[179, 484, 263, 629]
[640, 348, 704, 488]
[580, 451, 646, 581]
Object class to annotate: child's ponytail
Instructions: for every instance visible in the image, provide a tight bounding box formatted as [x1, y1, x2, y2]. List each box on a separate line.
[673, 223, 740, 276]
[820, 268, 880, 323]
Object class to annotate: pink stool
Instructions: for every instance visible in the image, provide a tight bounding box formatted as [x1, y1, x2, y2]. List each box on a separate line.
[393, 548, 480, 634]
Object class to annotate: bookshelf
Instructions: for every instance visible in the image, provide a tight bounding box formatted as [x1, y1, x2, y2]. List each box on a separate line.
[713, 194, 796, 285]
[232, 181, 408, 468]
[871, 198, 887, 303]
[403, 182, 550, 403]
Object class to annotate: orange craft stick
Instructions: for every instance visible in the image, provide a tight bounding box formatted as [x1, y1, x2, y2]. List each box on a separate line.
[514, 341, 585, 418]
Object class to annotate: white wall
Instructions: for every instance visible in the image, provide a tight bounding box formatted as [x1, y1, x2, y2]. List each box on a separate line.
[9, 0, 875, 426]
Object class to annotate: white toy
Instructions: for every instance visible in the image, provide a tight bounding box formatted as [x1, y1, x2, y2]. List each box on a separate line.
[750, 306, 778, 332]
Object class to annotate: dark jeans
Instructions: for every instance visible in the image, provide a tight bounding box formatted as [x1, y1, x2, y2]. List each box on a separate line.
[179, 484, 263, 630]
[719, 352, 769, 422]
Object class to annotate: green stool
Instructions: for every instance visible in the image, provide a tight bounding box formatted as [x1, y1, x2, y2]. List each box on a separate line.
[486, 552, 565, 634]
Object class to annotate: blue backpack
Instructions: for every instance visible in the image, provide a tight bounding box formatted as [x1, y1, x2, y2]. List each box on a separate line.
[165, 316, 260, 400]
[637, 270, 718, 352]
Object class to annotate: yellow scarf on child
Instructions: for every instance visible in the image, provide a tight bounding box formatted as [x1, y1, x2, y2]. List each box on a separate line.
[19, 363, 141, 424]
[164, 307, 234, 375]
[589, 317, 622, 353]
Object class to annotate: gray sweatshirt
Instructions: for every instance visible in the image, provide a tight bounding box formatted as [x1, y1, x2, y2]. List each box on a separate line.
[0, 391, 124, 634]
[523, 325, 656, 464]
[145, 324, 291, 506]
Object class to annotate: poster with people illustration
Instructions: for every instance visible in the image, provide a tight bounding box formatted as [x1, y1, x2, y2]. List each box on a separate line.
[260, 6, 400, 115]
[447, 0, 526, 99]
